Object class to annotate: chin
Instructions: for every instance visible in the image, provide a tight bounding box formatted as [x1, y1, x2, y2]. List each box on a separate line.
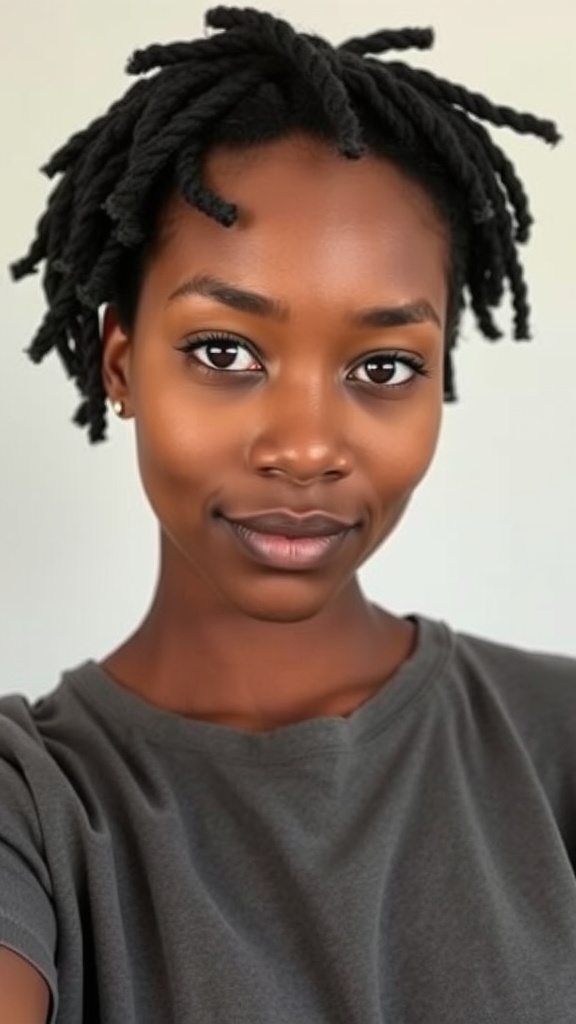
[249, 607, 323, 625]
[219, 579, 349, 625]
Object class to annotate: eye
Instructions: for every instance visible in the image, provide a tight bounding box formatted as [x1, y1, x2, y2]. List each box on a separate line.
[176, 333, 260, 373]
[349, 352, 429, 389]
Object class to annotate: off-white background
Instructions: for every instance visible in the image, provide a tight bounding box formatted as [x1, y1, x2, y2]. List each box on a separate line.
[0, 0, 575, 698]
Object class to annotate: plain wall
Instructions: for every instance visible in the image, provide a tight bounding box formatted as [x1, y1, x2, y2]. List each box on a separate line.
[1, 0, 575, 698]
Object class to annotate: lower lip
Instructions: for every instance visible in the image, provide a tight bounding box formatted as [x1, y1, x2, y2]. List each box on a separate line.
[222, 518, 352, 570]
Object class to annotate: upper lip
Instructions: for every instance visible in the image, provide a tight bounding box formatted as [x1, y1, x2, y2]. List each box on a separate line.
[222, 509, 357, 537]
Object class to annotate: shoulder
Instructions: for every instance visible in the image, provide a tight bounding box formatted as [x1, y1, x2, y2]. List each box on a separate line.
[449, 624, 576, 700]
[0, 680, 87, 832]
[0, 690, 58, 772]
[442, 621, 576, 749]
[0, 663, 102, 764]
[0, 691, 47, 773]
[0, 693, 58, 835]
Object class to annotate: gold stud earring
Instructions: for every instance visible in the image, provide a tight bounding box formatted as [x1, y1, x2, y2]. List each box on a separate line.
[112, 399, 125, 418]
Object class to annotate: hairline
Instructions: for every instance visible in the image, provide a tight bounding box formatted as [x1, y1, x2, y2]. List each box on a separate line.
[114, 131, 464, 339]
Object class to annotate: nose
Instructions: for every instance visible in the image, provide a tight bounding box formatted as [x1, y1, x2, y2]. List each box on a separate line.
[246, 378, 354, 484]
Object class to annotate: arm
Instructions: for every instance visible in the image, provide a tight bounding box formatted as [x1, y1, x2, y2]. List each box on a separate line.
[0, 946, 50, 1024]
[0, 706, 59, 1021]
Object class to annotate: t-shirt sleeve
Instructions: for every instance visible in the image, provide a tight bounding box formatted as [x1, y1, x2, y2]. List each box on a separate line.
[0, 712, 58, 1020]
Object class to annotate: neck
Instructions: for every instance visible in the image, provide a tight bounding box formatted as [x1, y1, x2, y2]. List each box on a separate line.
[100, 543, 415, 731]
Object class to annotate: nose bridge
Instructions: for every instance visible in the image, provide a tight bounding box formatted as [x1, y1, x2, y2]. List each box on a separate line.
[247, 367, 353, 479]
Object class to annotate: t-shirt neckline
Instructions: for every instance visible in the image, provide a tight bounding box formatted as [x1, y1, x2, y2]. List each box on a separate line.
[61, 614, 453, 762]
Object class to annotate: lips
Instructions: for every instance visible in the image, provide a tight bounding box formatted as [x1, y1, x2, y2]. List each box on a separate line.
[221, 510, 356, 538]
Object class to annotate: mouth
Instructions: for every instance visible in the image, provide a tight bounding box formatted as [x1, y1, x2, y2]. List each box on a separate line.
[219, 516, 355, 571]
[222, 509, 357, 537]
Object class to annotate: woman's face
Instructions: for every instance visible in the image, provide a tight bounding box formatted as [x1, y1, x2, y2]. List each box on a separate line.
[102, 134, 448, 622]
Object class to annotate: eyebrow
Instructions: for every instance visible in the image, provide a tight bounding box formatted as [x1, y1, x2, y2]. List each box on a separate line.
[167, 274, 289, 319]
[167, 273, 441, 328]
[352, 299, 441, 329]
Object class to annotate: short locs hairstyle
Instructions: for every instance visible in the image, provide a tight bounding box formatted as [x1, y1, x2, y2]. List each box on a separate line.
[11, 5, 560, 444]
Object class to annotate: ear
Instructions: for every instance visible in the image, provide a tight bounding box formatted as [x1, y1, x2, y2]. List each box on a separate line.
[101, 305, 133, 416]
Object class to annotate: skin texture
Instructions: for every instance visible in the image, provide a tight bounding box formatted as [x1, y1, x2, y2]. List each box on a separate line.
[100, 134, 448, 731]
[0, 947, 51, 1023]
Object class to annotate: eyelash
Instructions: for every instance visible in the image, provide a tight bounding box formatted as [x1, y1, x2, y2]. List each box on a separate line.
[175, 332, 431, 390]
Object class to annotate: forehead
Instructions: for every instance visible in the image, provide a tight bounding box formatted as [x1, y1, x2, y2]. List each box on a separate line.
[151, 135, 449, 310]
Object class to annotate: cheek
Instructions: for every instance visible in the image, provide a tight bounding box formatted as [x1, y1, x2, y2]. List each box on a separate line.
[368, 392, 443, 496]
[360, 400, 442, 555]
[128, 349, 228, 524]
[133, 402, 228, 519]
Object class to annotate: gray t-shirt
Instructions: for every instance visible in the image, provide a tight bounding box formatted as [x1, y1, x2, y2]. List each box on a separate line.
[1, 614, 575, 1023]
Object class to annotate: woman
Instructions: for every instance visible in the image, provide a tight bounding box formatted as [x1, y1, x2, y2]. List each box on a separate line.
[2, 6, 574, 1023]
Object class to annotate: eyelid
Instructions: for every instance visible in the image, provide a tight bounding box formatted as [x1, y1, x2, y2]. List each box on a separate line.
[176, 331, 429, 383]
[178, 330, 261, 358]
[349, 347, 427, 371]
